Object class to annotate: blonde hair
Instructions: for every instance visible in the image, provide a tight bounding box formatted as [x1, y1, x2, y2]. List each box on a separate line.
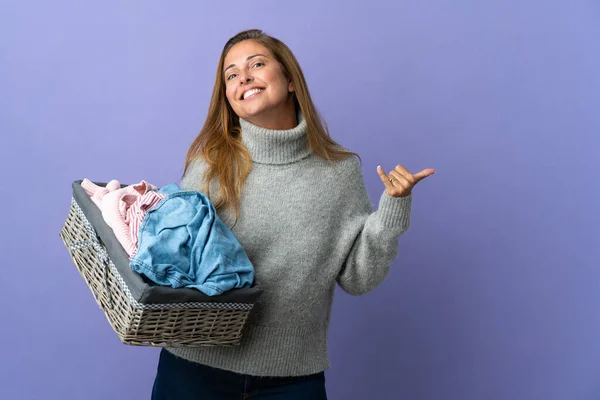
[184, 29, 360, 224]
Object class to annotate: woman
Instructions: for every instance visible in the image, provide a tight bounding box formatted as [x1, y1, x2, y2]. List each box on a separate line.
[152, 28, 435, 400]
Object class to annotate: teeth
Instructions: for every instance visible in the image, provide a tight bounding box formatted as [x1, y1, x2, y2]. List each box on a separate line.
[243, 88, 264, 100]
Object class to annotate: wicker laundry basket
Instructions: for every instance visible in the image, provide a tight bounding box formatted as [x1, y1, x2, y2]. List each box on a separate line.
[59, 180, 262, 347]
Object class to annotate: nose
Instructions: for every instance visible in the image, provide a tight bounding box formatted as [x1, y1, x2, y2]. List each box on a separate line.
[238, 71, 253, 84]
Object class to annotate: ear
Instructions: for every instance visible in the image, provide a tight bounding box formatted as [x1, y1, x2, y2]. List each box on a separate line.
[288, 81, 295, 92]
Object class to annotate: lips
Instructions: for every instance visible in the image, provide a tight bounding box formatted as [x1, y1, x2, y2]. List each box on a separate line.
[241, 87, 265, 100]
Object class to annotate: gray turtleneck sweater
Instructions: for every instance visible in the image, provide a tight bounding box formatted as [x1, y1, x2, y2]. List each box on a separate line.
[167, 112, 412, 377]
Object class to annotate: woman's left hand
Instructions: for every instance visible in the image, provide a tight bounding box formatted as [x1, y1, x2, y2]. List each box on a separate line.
[377, 164, 436, 198]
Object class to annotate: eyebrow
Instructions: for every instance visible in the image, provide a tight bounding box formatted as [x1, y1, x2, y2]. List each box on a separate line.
[224, 54, 267, 74]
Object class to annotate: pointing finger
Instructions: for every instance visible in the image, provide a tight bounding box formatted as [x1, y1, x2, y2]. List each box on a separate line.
[414, 168, 436, 182]
[413, 168, 436, 182]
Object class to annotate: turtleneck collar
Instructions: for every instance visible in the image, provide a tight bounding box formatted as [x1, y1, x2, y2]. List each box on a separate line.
[239, 110, 312, 165]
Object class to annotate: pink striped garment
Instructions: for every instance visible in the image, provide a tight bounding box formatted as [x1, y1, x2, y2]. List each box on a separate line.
[123, 191, 167, 256]
[81, 179, 167, 257]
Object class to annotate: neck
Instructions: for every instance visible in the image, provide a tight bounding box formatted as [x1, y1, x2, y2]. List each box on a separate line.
[239, 109, 311, 165]
[242, 97, 297, 130]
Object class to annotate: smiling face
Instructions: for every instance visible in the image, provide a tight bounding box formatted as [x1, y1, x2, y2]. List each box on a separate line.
[223, 40, 296, 129]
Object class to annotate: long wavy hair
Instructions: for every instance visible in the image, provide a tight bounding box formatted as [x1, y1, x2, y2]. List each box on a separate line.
[183, 29, 360, 223]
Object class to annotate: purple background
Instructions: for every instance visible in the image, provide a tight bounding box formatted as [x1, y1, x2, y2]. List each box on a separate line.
[1, 1, 599, 399]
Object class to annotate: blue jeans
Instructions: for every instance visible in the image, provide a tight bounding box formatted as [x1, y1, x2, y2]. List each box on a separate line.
[151, 349, 328, 399]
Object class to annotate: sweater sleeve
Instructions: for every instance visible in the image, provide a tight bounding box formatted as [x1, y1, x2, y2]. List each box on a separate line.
[336, 160, 412, 296]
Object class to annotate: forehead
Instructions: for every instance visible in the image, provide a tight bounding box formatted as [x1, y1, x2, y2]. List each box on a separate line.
[224, 40, 272, 66]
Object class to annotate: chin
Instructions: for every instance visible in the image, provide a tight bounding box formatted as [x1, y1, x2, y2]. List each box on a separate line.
[238, 106, 269, 120]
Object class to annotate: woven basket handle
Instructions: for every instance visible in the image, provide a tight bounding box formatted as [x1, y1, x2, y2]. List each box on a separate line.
[69, 240, 115, 309]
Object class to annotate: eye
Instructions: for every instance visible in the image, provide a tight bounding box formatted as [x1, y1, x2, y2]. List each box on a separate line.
[226, 73, 237, 81]
[252, 61, 264, 68]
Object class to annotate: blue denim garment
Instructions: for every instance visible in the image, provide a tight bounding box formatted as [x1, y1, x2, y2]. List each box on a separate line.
[129, 183, 254, 296]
